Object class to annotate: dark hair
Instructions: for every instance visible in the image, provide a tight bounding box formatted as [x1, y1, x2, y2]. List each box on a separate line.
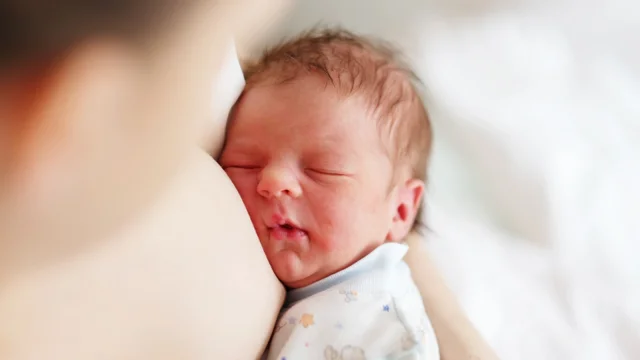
[0, 0, 198, 67]
[242, 27, 432, 232]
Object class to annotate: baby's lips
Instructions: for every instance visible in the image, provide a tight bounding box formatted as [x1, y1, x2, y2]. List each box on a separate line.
[269, 212, 301, 228]
[269, 225, 307, 242]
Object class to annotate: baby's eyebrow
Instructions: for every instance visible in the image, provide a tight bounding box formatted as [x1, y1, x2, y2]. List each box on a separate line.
[223, 137, 263, 153]
[304, 148, 356, 166]
[304, 144, 340, 157]
[219, 140, 263, 163]
[306, 136, 361, 157]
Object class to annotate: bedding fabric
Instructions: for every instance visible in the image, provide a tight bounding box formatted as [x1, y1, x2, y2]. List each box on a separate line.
[271, 1, 640, 359]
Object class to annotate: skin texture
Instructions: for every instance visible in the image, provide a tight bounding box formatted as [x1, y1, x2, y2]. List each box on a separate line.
[0, 150, 285, 360]
[220, 76, 424, 288]
[0, 1, 288, 359]
[0, 0, 288, 277]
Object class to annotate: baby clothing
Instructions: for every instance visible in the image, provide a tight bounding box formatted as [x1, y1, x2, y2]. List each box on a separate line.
[264, 243, 439, 360]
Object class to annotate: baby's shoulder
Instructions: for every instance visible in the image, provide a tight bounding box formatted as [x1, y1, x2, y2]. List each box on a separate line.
[347, 259, 419, 297]
[291, 262, 419, 314]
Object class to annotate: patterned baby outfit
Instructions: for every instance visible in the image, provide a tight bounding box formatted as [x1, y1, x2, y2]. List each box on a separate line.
[264, 243, 439, 360]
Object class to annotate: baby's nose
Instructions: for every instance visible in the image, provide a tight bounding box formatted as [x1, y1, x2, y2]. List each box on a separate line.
[257, 166, 302, 199]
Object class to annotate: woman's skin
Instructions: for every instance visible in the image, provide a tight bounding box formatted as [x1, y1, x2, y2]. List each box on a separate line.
[0, 0, 498, 359]
[0, 1, 288, 359]
[0, 0, 288, 276]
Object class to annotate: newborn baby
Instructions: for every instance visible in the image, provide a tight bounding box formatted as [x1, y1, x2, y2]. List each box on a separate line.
[220, 29, 438, 360]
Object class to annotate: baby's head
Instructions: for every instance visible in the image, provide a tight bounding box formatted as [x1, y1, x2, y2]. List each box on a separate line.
[220, 29, 432, 288]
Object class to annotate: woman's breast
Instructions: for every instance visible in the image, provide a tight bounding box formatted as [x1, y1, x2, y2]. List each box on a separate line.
[0, 149, 284, 360]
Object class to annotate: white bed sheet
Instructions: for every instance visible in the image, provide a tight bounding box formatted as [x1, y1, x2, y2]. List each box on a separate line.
[273, 1, 640, 359]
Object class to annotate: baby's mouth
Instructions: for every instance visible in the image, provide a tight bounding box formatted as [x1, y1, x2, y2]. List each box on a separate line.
[270, 223, 308, 241]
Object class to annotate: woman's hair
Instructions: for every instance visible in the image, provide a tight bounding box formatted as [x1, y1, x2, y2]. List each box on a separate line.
[0, 0, 198, 67]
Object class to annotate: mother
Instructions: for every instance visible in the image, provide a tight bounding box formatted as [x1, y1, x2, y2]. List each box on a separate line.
[0, 0, 496, 359]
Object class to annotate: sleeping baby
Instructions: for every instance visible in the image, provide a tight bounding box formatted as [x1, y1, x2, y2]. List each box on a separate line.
[219, 28, 438, 360]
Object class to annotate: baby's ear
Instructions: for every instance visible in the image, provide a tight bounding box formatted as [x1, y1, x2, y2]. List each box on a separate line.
[386, 178, 424, 242]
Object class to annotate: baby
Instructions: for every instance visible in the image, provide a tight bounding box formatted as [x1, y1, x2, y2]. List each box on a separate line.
[220, 29, 437, 360]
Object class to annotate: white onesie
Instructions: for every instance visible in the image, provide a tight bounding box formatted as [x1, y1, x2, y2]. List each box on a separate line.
[264, 243, 439, 360]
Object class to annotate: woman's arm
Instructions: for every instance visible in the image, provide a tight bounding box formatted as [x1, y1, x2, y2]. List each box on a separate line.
[404, 232, 499, 360]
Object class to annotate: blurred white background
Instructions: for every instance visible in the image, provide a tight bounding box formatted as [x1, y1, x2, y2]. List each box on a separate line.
[269, 1, 640, 359]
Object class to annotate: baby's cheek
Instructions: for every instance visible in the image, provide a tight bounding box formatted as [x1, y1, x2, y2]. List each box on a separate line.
[311, 199, 360, 249]
[314, 237, 339, 254]
[227, 175, 257, 207]
[227, 172, 253, 192]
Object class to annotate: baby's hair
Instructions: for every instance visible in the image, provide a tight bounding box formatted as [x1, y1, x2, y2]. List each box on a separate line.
[242, 27, 432, 232]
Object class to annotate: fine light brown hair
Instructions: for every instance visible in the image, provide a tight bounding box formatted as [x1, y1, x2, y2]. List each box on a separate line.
[241, 28, 433, 231]
[0, 0, 198, 68]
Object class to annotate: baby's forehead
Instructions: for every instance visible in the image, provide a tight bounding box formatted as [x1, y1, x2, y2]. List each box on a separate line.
[235, 77, 375, 128]
[227, 81, 386, 153]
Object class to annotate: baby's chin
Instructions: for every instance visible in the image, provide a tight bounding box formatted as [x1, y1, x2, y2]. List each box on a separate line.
[269, 250, 316, 289]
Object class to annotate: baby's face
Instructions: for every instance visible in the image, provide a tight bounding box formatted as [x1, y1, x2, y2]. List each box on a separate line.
[220, 77, 397, 288]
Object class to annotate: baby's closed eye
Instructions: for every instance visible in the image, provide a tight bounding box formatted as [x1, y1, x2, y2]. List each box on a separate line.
[224, 164, 261, 170]
[305, 168, 346, 176]
[219, 155, 261, 170]
[303, 167, 356, 182]
[219, 153, 262, 171]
